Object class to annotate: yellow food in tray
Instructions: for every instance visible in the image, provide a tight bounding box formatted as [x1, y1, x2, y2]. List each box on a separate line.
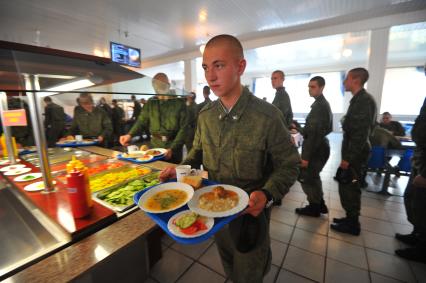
[198, 186, 239, 212]
[89, 167, 151, 192]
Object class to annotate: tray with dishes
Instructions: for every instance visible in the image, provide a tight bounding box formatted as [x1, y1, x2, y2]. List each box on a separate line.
[93, 171, 160, 213]
[56, 139, 99, 147]
[117, 148, 167, 164]
[133, 179, 249, 244]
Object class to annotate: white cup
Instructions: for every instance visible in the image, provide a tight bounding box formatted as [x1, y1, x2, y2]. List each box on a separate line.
[127, 145, 139, 153]
[75, 135, 83, 142]
[175, 165, 195, 182]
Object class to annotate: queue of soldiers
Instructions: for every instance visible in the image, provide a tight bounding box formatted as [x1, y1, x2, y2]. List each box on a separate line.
[1, 34, 424, 281]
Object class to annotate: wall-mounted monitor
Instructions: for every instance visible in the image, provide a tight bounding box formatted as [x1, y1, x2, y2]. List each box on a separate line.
[110, 42, 141, 68]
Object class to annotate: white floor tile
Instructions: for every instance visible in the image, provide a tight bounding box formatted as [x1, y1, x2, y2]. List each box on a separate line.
[151, 249, 193, 283]
[366, 248, 416, 282]
[325, 258, 370, 283]
[283, 246, 325, 282]
[177, 262, 226, 283]
[296, 215, 329, 236]
[363, 230, 402, 255]
[327, 238, 368, 270]
[276, 268, 316, 283]
[290, 228, 328, 256]
[270, 220, 294, 244]
[271, 239, 288, 267]
[171, 238, 213, 260]
[198, 244, 226, 276]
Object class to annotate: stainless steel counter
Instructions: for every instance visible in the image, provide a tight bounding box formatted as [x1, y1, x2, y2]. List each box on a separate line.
[0, 182, 70, 280]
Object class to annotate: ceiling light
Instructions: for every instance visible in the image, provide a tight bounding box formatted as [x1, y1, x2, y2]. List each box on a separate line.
[199, 44, 206, 54]
[342, 48, 352, 57]
[199, 10, 208, 22]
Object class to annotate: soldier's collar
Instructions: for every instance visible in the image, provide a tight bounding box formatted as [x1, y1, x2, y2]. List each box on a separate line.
[217, 88, 250, 121]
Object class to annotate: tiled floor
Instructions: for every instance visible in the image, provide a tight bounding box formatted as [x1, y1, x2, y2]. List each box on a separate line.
[145, 133, 426, 283]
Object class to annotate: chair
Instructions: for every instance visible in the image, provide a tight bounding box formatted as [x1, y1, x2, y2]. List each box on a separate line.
[367, 146, 386, 171]
[397, 149, 413, 174]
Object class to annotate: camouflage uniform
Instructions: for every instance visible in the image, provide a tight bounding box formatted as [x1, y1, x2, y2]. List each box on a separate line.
[379, 121, 405, 136]
[129, 97, 188, 163]
[300, 94, 333, 205]
[272, 86, 293, 128]
[184, 101, 199, 152]
[184, 88, 300, 283]
[404, 97, 426, 241]
[370, 126, 401, 149]
[44, 102, 65, 147]
[340, 88, 377, 218]
[69, 107, 112, 145]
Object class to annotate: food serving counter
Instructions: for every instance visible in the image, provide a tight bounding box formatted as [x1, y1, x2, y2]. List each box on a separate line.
[0, 146, 172, 282]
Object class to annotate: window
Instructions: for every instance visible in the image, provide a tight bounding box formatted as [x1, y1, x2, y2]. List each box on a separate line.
[253, 72, 344, 113]
[381, 67, 425, 115]
[382, 22, 426, 115]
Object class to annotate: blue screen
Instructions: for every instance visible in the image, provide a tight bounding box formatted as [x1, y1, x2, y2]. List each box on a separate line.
[110, 42, 141, 68]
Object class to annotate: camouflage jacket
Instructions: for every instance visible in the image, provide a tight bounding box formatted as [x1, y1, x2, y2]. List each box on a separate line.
[129, 97, 188, 150]
[379, 121, 405, 136]
[370, 126, 401, 149]
[272, 86, 293, 128]
[69, 107, 112, 138]
[412, 97, 426, 177]
[184, 87, 300, 202]
[342, 88, 377, 164]
[301, 94, 333, 160]
[44, 102, 65, 129]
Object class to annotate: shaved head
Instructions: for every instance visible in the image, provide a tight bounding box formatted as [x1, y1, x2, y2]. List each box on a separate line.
[205, 34, 244, 60]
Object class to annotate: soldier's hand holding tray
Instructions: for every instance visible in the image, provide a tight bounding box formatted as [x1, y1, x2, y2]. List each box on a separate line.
[243, 190, 268, 217]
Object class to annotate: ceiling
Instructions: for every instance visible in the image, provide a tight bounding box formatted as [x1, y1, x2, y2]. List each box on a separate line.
[1, 0, 425, 66]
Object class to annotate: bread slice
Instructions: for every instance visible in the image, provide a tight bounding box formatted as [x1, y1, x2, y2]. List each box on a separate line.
[182, 175, 202, 190]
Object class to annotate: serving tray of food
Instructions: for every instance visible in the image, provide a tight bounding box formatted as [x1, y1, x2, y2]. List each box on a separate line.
[133, 179, 249, 244]
[93, 171, 160, 213]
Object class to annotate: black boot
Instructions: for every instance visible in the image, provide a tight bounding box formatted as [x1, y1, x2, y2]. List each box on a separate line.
[395, 244, 426, 263]
[320, 199, 328, 214]
[295, 204, 320, 217]
[332, 217, 348, 224]
[330, 217, 361, 236]
[395, 232, 419, 246]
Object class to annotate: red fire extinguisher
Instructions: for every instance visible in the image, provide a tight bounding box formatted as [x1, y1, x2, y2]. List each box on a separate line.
[67, 169, 90, 218]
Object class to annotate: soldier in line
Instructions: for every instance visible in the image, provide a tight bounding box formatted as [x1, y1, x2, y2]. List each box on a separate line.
[184, 92, 198, 152]
[160, 34, 300, 283]
[295, 76, 332, 217]
[331, 68, 377, 236]
[130, 95, 142, 123]
[119, 73, 188, 163]
[271, 70, 293, 128]
[43, 96, 65, 147]
[395, 95, 426, 263]
[379, 111, 405, 136]
[111, 99, 125, 145]
[63, 93, 112, 147]
[198, 85, 212, 111]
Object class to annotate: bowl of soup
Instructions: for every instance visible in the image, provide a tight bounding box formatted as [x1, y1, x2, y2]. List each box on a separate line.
[138, 182, 194, 213]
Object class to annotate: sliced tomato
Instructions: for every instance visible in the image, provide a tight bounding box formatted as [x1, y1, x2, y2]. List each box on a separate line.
[180, 225, 198, 235]
[195, 219, 207, 231]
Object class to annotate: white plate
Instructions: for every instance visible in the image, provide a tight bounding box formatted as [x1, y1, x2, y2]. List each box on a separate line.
[144, 148, 167, 157]
[167, 210, 214, 238]
[138, 182, 194, 213]
[0, 164, 27, 172]
[24, 181, 45, 192]
[14, 172, 42, 182]
[187, 184, 249, 218]
[136, 154, 154, 162]
[0, 159, 21, 166]
[4, 167, 32, 176]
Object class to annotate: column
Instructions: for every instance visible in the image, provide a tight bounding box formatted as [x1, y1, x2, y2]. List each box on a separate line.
[367, 28, 390, 113]
[184, 59, 197, 94]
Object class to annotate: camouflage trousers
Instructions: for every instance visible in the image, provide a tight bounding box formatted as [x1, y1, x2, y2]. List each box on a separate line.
[301, 140, 330, 204]
[403, 167, 426, 240]
[214, 209, 272, 283]
[338, 152, 369, 218]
